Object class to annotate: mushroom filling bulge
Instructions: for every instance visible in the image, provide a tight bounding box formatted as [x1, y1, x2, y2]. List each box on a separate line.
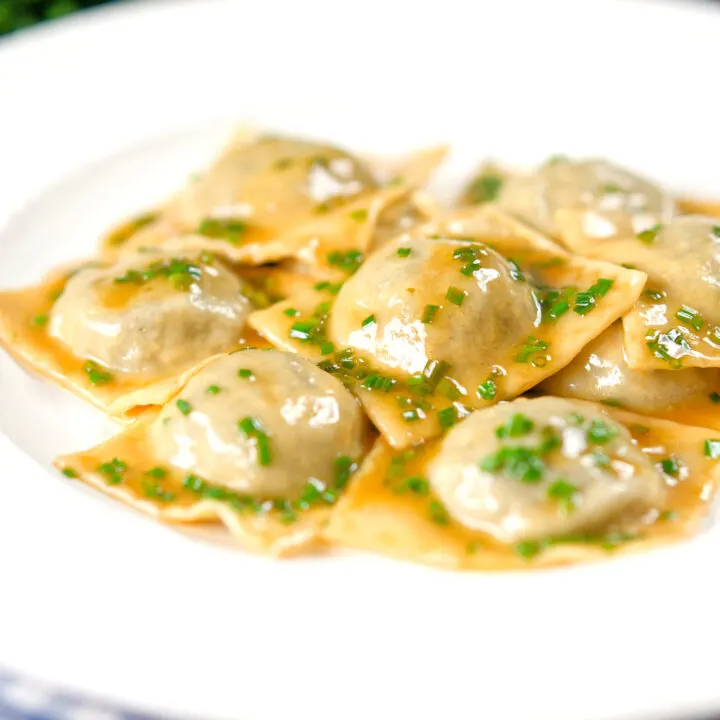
[149, 350, 365, 499]
[471, 157, 674, 241]
[539, 323, 720, 412]
[169, 135, 379, 232]
[50, 253, 253, 375]
[328, 234, 540, 391]
[427, 397, 666, 543]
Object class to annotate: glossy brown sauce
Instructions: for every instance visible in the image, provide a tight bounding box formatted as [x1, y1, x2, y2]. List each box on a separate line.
[328, 412, 720, 570]
[0, 271, 272, 411]
[250, 233, 644, 449]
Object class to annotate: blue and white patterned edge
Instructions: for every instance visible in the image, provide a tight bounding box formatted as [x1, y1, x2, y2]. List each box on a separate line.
[0, 669, 172, 720]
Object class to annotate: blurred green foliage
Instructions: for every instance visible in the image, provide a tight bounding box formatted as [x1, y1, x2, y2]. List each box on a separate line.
[0, 0, 112, 35]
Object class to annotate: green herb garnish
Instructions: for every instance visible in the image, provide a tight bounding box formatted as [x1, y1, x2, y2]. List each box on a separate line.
[445, 286, 466, 306]
[197, 218, 248, 244]
[422, 304, 440, 324]
[704, 439, 720, 458]
[176, 399, 192, 415]
[637, 224, 663, 244]
[477, 378, 497, 401]
[327, 249, 364, 274]
[238, 416, 273, 466]
[97, 457, 127, 485]
[83, 360, 113, 386]
[676, 305, 704, 332]
[465, 174, 503, 205]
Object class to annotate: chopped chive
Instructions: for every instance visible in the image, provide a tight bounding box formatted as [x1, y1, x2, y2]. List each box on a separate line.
[587, 419, 617, 445]
[548, 299, 569, 319]
[477, 379, 497, 401]
[660, 457, 681, 476]
[588, 278, 614, 297]
[713, 226, 720, 238]
[289, 320, 315, 341]
[83, 360, 113, 386]
[402, 409, 421, 422]
[61, 467, 77, 479]
[480, 446, 545, 483]
[145, 466, 167, 479]
[589, 449, 611, 468]
[362, 314, 376, 328]
[349, 209, 368, 221]
[256, 434, 272, 466]
[637, 224, 663, 244]
[422, 304, 440, 324]
[445, 286, 466, 306]
[547, 480, 578, 512]
[507, 259, 526, 282]
[659, 510, 678, 521]
[207, 384, 221, 395]
[176, 399, 192, 415]
[710, 392, 720, 404]
[437, 406, 457, 430]
[515, 336, 550, 366]
[642, 288, 665, 302]
[704, 439, 720, 458]
[396, 247, 411, 258]
[320, 341, 335, 355]
[676, 305, 704, 332]
[334, 456, 356, 489]
[600, 398, 622, 407]
[428, 500, 450, 525]
[97, 457, 127, 485]
[238, 416, 272, 466]
[465, 174, 503, 205]
[197, 218, 248, 244]
[573, 291, 595, 316]
[361, 373, 396, 392]
[237, 368, 254, 380]
[496, 413, 534, 438]
[436, 377, 461, 401]
[141, 480, 177, 503]
[515, 541, 542, 559]
[327, 249, 364, 274]
[284, 307, 300, 317]
[396, 476, 430, 495]
[31, 313, 49, 328]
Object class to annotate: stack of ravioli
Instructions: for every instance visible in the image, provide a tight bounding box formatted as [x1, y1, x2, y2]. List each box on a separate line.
[3, 132, 720, 570]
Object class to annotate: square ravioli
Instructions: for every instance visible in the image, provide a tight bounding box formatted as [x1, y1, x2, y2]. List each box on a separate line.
[249, 206, 647, 448]
[560, 215, 720, 370]
[102, 130, 446, 272]
[538, 322, 720, 431]
[325, 397, 720, 570]
[457, 156, 675, 249]
[55, 349, 373, 556]
[0, 252, 297, 421]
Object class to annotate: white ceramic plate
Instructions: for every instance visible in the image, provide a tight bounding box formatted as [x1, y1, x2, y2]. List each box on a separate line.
[1, 1, 720, 718]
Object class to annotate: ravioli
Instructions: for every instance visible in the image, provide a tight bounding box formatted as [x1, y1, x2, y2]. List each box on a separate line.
[326, 397, 720, 570]
[459, 157, 675, 248]
[539, 322, 720, 429]
[560, 215, 720, 370]
[0, 252, 274, 420]
[103, 133, 446, 271]
[250, 206, 646, 448]
[55, 350, 369, 555]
